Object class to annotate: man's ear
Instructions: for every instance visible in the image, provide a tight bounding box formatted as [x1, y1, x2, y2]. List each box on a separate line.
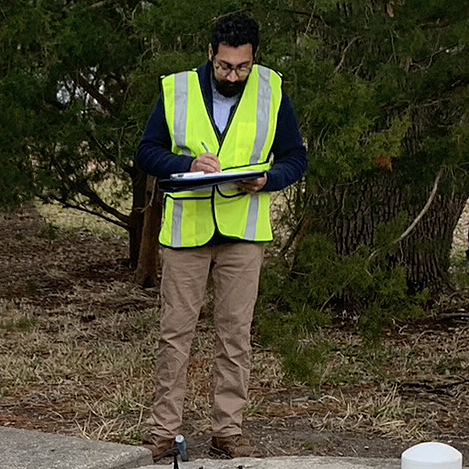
[208, 44, 213, 61]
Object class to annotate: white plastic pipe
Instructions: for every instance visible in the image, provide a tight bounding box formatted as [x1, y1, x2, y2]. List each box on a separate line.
[402, 442, 462, 469]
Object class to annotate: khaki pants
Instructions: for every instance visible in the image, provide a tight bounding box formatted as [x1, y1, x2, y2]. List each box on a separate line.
[150, 242, 264, 438]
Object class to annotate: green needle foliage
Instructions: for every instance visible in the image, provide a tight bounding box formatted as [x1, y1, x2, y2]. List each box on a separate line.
[257, 228, 429, 386]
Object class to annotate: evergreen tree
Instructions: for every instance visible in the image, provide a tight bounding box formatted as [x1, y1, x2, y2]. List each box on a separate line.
[0, 0, 209, 273]
[252, 0, 469, 381]
[2, 0, 468, 297]
[255, 0, 469, 291]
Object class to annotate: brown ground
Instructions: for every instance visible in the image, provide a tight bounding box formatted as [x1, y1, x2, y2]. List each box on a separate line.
[1, 204, 468, 462]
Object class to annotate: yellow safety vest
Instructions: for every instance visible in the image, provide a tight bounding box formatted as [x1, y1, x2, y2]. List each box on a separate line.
[159, 64, 282, 248]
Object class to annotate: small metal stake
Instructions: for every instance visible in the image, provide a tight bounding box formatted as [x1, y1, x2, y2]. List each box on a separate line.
[172, 434, 189, 468]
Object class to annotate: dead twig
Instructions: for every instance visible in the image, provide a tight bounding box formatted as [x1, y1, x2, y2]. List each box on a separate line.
[334, 37, 360, 73]
[368, 166, 443, 262]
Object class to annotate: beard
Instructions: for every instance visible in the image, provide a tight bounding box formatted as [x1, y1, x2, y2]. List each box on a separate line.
[213, 77, 246, 97]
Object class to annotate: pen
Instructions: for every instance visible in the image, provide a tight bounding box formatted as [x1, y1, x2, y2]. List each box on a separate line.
[201, 141, 211, 153]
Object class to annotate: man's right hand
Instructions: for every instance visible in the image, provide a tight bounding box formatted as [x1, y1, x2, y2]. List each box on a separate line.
[191, 153, 221, 173]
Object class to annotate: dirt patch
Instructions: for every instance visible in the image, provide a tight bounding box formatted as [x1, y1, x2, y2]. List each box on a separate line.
[1, 203, 469, 462]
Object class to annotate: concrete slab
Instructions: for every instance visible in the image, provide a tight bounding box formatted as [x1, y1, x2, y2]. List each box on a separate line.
[145, 455, 468, 469]
[1, 426, 465, 469]
[143, 456, 401, 469]
[0, 426, 153, 469]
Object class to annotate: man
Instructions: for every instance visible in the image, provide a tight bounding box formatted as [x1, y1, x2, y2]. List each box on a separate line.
[137, 12, 307, 459]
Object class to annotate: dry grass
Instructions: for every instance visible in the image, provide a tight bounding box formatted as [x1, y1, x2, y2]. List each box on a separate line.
[1, 200, 469, 459]
[313, 386, 423, 440]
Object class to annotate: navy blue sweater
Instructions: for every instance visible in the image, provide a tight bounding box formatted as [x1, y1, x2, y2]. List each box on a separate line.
[137, 62, 307, 192]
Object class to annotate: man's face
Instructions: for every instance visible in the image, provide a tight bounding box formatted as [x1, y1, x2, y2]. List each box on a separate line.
[209, 42, 254, 97]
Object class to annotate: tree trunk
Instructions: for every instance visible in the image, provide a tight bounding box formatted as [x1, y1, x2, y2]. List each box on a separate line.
[129, 167, 147, 268]
[301, 165, 469, 293]
[135, 176, 163, 287]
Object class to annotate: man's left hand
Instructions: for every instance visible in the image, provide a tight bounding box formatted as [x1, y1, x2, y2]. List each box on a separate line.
[236, 174, 267, 193]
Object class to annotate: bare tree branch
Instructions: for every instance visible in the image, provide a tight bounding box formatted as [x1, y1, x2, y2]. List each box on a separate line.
[334, 37, 360, 73]
[78, 185, 130, 225]
[368, 167, 443, 261]
[419, 19, 451, 30]
[86, 0, 113, 10]
[38, 194, 129, 230]
[88, 132, 116, 160]
[76, 73, 114, 112]
[393, 167, 443, 245]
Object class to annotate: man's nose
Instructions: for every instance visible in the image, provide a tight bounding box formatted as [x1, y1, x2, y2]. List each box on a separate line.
[226, 69, 238, 82]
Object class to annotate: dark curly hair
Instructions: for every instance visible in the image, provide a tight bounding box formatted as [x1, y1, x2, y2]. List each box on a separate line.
[211, 12, 259, 56]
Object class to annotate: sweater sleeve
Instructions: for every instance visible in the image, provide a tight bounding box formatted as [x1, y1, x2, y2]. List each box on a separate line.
[262, 91, 307, 192]
[136, 95, 195, 179]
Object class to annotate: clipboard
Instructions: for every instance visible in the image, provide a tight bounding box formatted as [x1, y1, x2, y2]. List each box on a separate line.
[159, 171, 266, 193]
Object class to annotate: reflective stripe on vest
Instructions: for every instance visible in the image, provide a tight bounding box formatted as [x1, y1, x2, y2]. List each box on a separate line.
[245, 192, 259, 239]
[159, 65, 282, 247]
[171, 199, 183, 247]
[174, 72, 190, 155]
[250, 65, 272, 165]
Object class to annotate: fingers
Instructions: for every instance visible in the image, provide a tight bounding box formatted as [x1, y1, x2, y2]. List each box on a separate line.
[191, 154, 221, 173]
[189, 158, 267, 192]
[236, 174, 267, 193]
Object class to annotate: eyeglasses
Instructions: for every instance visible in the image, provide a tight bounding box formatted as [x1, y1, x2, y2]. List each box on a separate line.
[213, 58, 252, 78]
